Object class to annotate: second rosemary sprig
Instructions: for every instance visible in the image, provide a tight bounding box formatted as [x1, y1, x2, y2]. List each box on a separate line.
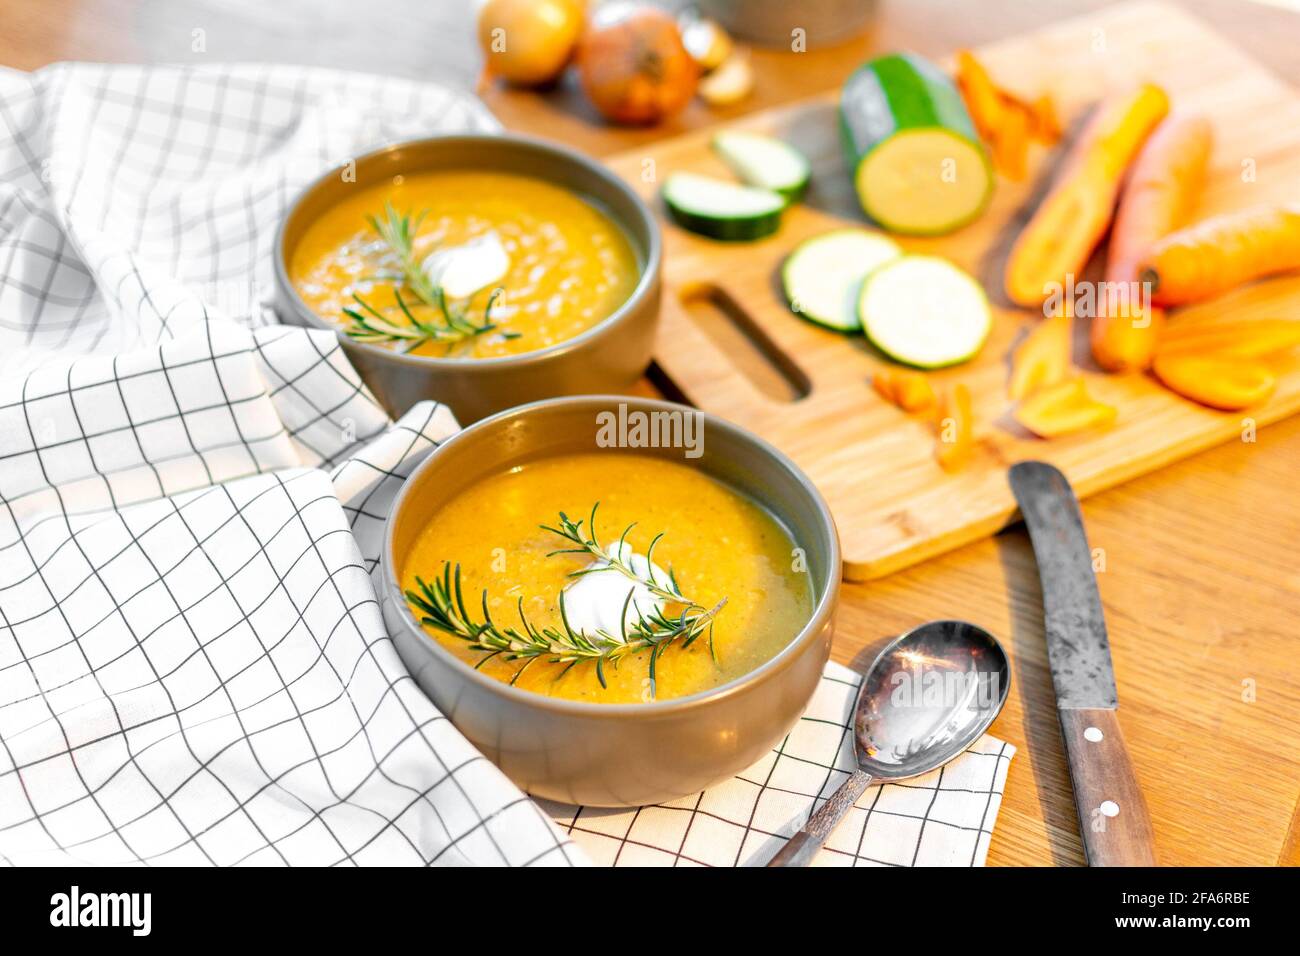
[342, 201, 518, 350]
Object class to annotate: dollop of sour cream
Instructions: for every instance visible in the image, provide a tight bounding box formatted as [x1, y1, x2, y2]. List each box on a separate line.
[561, 542, 668, 639]
[421, 232, 510, 300]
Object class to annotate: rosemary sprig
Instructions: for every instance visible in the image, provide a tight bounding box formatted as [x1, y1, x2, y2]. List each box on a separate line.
[406, 564, 726, 692]
[541, 503, 684, 603]
[343, 287, 508, 351]
[342, 201, 519, 350]
[404, 505, 727, 694]
[365, 201, 439, 308]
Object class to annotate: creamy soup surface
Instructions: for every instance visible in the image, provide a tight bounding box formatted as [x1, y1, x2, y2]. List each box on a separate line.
[401, 454, 813, 703]
[290, 170, 640, 358]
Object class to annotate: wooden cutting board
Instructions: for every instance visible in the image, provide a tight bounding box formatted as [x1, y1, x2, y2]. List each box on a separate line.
[604, 0, 1300, 581]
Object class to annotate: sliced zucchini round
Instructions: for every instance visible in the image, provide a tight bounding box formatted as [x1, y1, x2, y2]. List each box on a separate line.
[662, 172, 785, 241]
[712, 131, 812, 203]
[857, 255, 992, 368]
[782, 228, 902, 332]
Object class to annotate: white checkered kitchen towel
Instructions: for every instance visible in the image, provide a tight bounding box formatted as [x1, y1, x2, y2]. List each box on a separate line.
[0, 63, 1014, 866]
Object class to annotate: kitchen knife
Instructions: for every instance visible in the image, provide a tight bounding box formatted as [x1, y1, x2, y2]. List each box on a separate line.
[1009, 461, 1157, 866]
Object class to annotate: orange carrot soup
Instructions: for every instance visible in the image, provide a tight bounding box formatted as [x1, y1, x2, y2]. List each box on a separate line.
[290, 170, 640, 358]
[400, 453, 812, 703]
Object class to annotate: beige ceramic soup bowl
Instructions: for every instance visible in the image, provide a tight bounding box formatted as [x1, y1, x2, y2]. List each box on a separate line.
[274, 134, 661, 424]
[380, 396, 840, 807]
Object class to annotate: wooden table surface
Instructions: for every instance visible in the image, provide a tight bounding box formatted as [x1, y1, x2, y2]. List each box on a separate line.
[6, 0, 1299, 866]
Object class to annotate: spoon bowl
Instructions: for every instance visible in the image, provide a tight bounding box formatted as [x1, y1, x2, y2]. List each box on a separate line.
[767, 619, 1009, 866]
[856, 619, 1010, 780]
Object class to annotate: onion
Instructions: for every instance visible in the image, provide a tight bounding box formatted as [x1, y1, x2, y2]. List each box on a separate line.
[477, 0, 586, 87]
[679, 14, 732, 72]
[698, 51, 753, 106]
[576, 3, 699, 126]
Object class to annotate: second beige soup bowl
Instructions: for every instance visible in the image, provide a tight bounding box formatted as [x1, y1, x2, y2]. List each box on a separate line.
[274, 134, 662, 425]
[380, 396, 841, 807]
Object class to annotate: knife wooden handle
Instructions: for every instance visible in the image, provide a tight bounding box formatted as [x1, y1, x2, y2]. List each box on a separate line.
[1059, 708, 1157, 866]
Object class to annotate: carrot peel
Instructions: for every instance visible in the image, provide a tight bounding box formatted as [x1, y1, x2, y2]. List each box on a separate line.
[1013, 379, 1117, 438]
[955, 52, 1009, 144]
[955, 51, 1061, 180]
[1008, 311, 1073, 400]
[1091, 302, 1168, 373]
[1156, 319, 1300, 361]
[935, 384, 974, 472]
[873, 368, 937, 413]
[1152, 354, 1277, 410]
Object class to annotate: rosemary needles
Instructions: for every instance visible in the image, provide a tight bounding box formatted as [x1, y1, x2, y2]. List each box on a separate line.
[341, 201, 517, 351]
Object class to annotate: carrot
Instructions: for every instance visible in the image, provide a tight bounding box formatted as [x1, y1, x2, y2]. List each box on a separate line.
[1091, 303, 1167, 373]
[993, 104, 1032, 182]
[935, 384, 974, 472]
[1013, 379, 1117, 437]
[955, 51, 1010, 143]
[1138, 204, 1300, 306]
[1029, 94, 1062, 144]
[873, 368, 936, 413]
[1008, 310, 1073, 399]
[955, 51, 1060, 179]
[1004, 84, 1169, 308]
[871, 372, 896, 405]
[1152, 354, 1276, 410]
[1156, 318, 1300, 361]
[1091, 114, 1214, 372]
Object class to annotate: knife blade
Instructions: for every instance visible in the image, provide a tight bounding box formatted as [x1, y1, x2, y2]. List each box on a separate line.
[1009, 461, 1157, 866]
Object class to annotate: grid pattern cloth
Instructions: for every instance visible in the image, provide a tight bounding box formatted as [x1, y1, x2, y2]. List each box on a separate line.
[542, 667, 1013, 867]
[0, 63, 1015, 866]
[0, 322, 582, 865]
[0, 63, 498, 373]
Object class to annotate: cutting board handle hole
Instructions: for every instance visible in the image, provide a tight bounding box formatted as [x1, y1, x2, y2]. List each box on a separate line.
[645, 360, 694, 407]
[678, 282, 811, 403]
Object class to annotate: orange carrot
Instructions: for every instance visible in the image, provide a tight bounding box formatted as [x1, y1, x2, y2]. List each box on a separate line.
[1091, 302, 1167, 373]
[1029, 94, 1062, 144]
[955, 51, 1060, 179]
[1139, 204, 1300, 306]
[935, 384, 974, 472]
[871, 373, 895, 405]
[1004, 84, 1169, 308]
[873, 368, 936, 413]
[1013, 379, 1117, 437]
[1091, 114, 1213, 372]
[1156, 318, 1300, 360]
[993, 105, 1031, 182]
[955, 51, 1010, 143]
[1152, 354, 1276, 410]
[1008, 310, 1073, 399]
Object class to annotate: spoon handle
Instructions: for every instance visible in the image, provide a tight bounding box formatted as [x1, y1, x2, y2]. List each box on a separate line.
[766, 768, 873, 867]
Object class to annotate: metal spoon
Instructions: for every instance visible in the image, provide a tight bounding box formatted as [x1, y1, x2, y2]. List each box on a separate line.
[766, 620, 1010, 867]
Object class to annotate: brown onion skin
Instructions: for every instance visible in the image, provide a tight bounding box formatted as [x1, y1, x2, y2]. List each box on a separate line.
[577, 4, 700, 126]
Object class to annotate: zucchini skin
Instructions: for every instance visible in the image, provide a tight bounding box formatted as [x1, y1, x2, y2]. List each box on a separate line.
[781, 257, 859, 332]
[663, 200, 782, 241]
[771, 178, 809, 205]
[840, 52, 992, 236]
[841, 53, 980, 156]
[781, 229, 901, 332]
[711, 132, 812, 204]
